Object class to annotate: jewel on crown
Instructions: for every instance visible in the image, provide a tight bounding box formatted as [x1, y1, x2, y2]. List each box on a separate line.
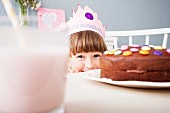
[67, 5, 106, 38]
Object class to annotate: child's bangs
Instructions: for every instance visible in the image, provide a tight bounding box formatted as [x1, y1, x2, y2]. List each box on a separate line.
[70, 31, 107, 56]
[73, 37, 106, 55]
[77, 37, 102, 53]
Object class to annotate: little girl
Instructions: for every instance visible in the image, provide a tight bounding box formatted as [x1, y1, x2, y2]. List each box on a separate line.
[67, 5, 107, 73]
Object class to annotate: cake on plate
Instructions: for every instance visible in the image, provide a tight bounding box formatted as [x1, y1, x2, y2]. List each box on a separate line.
[100, 45, 170, 82]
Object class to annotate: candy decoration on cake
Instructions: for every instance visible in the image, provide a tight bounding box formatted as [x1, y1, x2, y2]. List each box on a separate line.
[103, 51, 110, 55]
[103, 45, 170, 56]
[114, 50, 122, 55]
[139, 50, 149, 55]
[167, 49, 170, 54]
[108, 51, 115, 55]
[121, 45, 128, 51]
[67, 5, 106, 38]
[130, 48, 139, 52]
[154, 50, 163, 56]
[103, 50, 115, 55]
[141, 46, 151, 51]
[123, 51, 132, 56]
[154, 46, 163, 50]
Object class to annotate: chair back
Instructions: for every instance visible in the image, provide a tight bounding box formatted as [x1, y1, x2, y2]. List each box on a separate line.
[105, 28, 170, 50]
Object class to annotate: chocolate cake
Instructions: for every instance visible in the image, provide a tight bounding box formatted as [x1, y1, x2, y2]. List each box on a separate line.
[100, 45, 170, 82]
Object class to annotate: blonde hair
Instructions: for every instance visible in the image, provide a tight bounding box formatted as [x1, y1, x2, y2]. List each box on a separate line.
[70, 30, 107, 56]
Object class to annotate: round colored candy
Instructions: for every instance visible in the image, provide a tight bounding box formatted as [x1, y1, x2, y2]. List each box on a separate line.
[166, 49, 170, 54]
[130, 48, 139, 52]
[154, 50, 163, 56]
[154, 46, 163, 50]
[141, 46, 151, 51]
[139, 50, 149, 55]
[121, 45, 129, 51]
[104, 51, 109, 55]
[114, 50, 122, 55]
[123, 51, 132, 56]
[108, 51, 115, 55]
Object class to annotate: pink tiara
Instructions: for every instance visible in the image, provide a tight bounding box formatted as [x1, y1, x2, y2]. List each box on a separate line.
[67, 5, 106, 38]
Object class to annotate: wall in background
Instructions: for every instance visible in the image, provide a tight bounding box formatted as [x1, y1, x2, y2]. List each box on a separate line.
[0, 0, 170, 47]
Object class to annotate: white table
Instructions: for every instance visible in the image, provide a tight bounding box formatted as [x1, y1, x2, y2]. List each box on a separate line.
[64, 74, 170, 113]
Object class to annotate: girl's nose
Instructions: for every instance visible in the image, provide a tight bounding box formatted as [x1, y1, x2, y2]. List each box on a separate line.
[84, 58, 96, 69]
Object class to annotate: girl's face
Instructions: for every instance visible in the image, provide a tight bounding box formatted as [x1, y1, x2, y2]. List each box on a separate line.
[68, 52, 102, 73]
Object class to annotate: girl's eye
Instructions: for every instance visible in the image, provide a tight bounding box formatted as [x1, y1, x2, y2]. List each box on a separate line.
[77, 55, 84, 58]
[94, 54, 100, 58]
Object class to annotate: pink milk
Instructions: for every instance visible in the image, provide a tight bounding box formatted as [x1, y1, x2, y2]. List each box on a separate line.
[0, 28, 69, 113]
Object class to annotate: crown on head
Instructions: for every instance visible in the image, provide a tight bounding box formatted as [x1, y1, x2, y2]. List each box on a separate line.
[67, 5, 106, 38]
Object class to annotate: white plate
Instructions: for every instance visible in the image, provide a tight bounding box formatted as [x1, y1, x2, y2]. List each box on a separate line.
[79, 69, 170, 89]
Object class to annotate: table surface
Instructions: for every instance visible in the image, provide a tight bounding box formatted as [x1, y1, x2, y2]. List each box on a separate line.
[64, 74, 170, 113]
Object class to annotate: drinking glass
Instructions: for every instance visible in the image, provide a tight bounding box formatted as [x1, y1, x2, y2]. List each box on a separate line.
[0, 17, 69, 113]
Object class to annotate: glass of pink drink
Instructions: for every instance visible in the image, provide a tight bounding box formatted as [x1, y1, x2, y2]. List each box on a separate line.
[0, 27, 69, 113]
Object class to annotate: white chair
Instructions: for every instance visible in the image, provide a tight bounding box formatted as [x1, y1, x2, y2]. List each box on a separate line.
[105, 28, 170, 50]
